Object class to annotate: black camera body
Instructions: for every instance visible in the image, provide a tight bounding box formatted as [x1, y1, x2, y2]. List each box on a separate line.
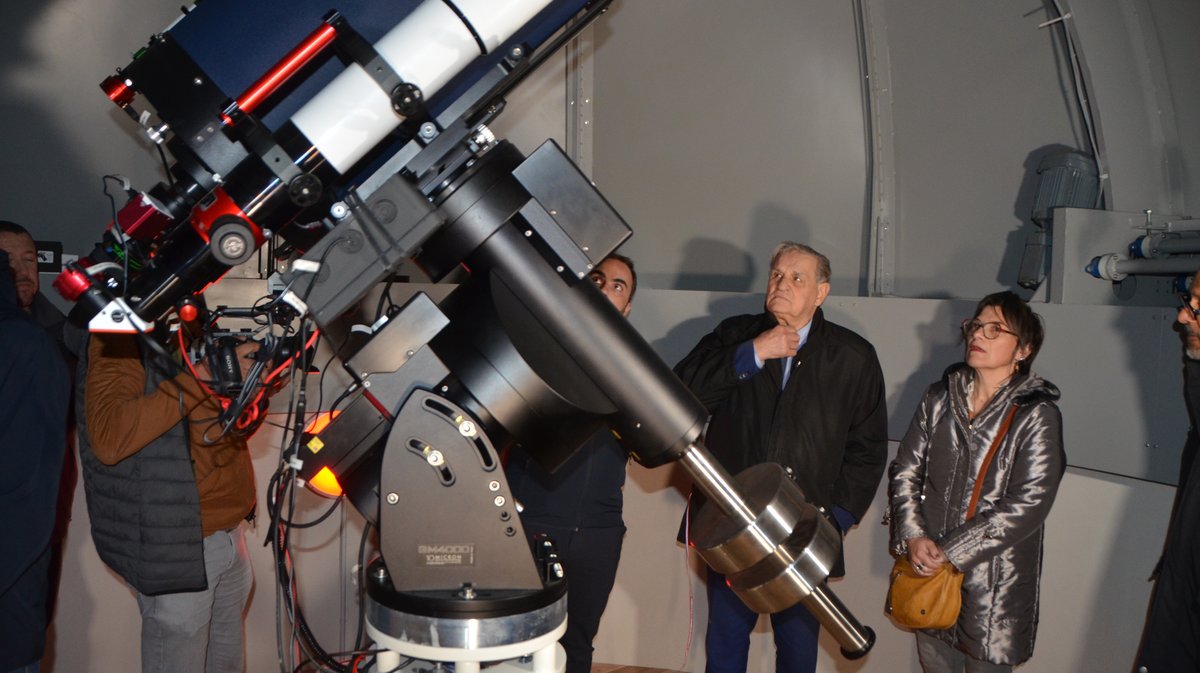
[202, 328, 309, 398]
[205, 334, 249, 397]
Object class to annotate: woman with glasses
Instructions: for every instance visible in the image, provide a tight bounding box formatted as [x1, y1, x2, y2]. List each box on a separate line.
[887, 291, 1065, 672]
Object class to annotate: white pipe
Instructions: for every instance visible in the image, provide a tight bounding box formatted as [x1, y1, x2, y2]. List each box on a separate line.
[291, 0, 551, 173]
[1134, 233, 1200, 258]
[1164, 219, 1200, 233]
[1086, 253, 1200, 281]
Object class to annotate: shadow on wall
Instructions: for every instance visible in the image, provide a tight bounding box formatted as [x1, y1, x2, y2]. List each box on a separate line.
[658, 202, 835, 296]
[887, 301, 975, 440]
[0, 1, 116, 247]
[0, 7, 100, 673]
[1118, 307, 1189, 483]
[650, 235, 761, 367]
[999, 143, 1092, 299]
[1100, 304, 1189, 664]
[641, 235, 761, 500]
[670, 237, 757, 292]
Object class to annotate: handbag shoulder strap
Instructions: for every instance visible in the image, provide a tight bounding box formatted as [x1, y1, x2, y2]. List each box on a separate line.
[965, 404, 1018, 520]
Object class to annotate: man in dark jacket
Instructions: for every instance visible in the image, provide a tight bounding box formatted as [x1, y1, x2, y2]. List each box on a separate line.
[0, 249, 69, 673]
[674, 241, 887, 673]
[1136, 272, 1200, 672]
[0, 220, 79, 643]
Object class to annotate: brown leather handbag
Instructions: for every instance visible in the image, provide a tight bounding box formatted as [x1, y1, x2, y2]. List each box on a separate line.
[886, 404, 1018, 630]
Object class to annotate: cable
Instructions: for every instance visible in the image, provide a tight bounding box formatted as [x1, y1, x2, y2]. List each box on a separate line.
[681, 493, 695, 672]
[280, 494, 343, 530]
[292, 648, 390, 673]
[1045, 1, 1108, 208]
[373, 278, 397, 323]
[354, 522, 375, 652]
[156, 144, 175, 185]
[261, 316, 350, 673]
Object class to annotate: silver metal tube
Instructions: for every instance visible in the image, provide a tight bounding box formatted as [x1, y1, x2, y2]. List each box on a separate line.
[800, 583, 875, 659]
[678, 443, 757, 525]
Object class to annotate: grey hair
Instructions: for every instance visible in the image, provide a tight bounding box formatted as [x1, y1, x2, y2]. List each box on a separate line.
[770, 241, 831, 283]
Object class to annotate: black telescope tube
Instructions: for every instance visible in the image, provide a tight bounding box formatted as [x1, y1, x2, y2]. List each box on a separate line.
[465, 222, 706, 467]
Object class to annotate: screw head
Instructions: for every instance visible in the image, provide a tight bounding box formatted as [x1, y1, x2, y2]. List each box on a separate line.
[386, 493, 399, 505]
[219, 233, 247, 259]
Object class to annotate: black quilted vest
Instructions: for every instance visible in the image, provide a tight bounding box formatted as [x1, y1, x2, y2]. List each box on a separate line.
[76, 337, 206, 595]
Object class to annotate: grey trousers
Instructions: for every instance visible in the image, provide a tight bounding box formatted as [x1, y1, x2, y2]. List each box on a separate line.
[136, 526, 253, 673]
[916, 632, 1014, 673]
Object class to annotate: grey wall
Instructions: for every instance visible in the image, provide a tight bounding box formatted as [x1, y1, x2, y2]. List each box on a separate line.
[874, 1, 1087, 298]
[0, 0, 181, 248]
[587, 0, 1200, 301]
[589, 0, 871, 296]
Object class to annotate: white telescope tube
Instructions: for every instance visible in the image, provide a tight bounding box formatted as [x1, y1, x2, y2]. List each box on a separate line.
[291, 0, 551, 173]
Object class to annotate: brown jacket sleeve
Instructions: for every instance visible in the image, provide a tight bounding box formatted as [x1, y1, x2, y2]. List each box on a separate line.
[85, 333, 220, 465]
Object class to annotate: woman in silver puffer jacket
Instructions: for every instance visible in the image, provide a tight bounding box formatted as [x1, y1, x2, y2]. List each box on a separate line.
[888, 291, 1065, 672]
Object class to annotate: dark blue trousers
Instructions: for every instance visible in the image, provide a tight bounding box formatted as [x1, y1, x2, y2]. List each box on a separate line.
[524, 523, 625, 673]
[705, 567, 820, 673]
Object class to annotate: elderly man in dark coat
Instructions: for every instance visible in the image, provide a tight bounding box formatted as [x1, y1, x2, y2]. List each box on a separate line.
[674, 241, 888, 673]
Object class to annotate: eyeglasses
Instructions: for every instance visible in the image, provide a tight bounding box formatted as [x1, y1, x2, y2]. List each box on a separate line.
[1181, 293, 1200, 317]
[961, 319, 1017, 340]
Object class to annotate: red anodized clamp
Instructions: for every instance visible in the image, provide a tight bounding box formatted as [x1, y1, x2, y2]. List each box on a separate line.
[100, 74, 136, 109]
[222, 22, 339, 125]
[189, 188, 265, 247]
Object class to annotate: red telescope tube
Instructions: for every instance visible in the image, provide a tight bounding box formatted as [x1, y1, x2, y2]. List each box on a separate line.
[222, 21, 338, 124]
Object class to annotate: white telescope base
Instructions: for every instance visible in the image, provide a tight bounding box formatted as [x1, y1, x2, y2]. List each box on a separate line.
[368, 617, 566, 673]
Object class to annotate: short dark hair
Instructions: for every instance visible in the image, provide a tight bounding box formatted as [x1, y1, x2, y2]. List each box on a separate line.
[971, 291, 1044, 374]
[604, 253, 637, 302]
[770, 241, 831, 283]
[0, 220, 32, 239]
